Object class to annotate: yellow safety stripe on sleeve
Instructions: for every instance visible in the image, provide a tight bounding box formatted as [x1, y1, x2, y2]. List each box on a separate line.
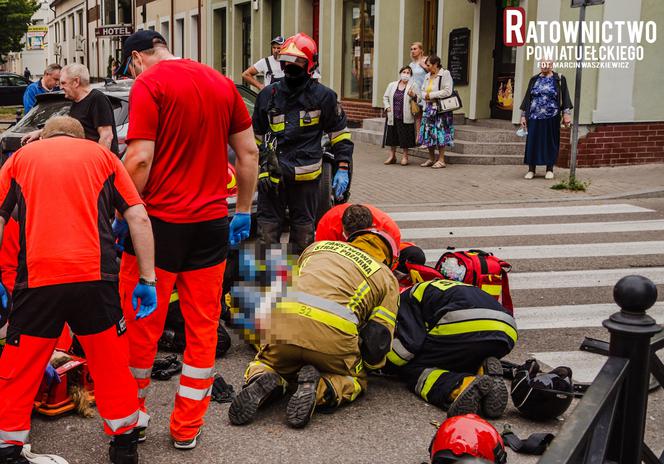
[279, 302, 358, 335]
[258, 172, 280, 183]
[347, 281, 371, 313]
[255, 136, 263, 146]
[429, 320, 518, 343]
[169, 291, 179, 303]
[310, 241, 382, 278]
[294, 167, 322, 181]
[330, 131, 351, 145]
[419, 369, 448, 401]
[481, 284, 502, 296]
[349, 376, 362, 401]
[371, 308, 396, 328]
[387, 350, 408, 366]
[269, 122, 285, 132]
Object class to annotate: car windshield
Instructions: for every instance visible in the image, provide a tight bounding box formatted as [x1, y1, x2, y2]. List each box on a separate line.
[236, 86, 256, 116]
[12, 100, 72, 133]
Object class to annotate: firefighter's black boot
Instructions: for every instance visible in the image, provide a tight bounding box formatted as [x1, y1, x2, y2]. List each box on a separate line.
[228, 372, 284, 425]
[447, 375, 507, 419]
[109, 428, 139, 464]
[0, 446, 28, 464]
[286, 365, 321, 429]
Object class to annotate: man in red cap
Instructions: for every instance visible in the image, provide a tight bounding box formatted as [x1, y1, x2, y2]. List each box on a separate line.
[116, 30, 258, 450]
[253, 32, 353, 254]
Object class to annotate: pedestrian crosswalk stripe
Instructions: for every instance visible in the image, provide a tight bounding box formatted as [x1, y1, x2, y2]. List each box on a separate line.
[400, 219, 664, 240]
[422, 240, 664, 263]
[517, 303, 664, 330]
[510, 267, 664, 290]
[530, 351, 609, 384]
[390, 204, 653, 222]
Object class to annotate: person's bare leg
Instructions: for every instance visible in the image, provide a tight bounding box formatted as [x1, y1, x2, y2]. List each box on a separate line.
[401, 148, 409, 165]
[384, 147, 397, 164]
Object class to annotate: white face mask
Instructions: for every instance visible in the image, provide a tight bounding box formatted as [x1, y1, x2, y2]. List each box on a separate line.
[400, 73, 411, 82]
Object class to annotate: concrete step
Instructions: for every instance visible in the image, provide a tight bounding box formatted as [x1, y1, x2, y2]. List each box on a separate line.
[467, 118, 518, 130]
[350, 128, 383, 146]
[447, 139, 525, 156]
[454, 125, 524, 143]
[395, 148, 522, 165]
[362, 117, 386, 133]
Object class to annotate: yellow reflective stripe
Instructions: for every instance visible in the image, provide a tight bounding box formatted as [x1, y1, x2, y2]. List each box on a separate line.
[372, 309, 396, 327]
[300, 117, 320, 127]
[429, 320, 518, 343]
[269, 122, 285, 132]
[419, 369, 447, 401]
[349, 377, 362, 401]
[280, 302, 358, 335]
[255, 136, 263, 145]
[294, 167, 322, 181]
[348, 281, 370, 313]
[374, 306, 396, 320]
[258, 172, 280, 183]
[387, 350, 408, 366]
[170, 291, 179, 303]
[482, 284, 502, 296]
[310, 241, 382, 278]
[411, 281, 433, 302]
[411, 279, 470, 302]
[330, 132, 351, 145]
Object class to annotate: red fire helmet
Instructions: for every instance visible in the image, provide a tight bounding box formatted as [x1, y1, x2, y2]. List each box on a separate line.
[430, 414, 507, 464]
[227, 164, 237, 196]
[278, 32, 318, 74]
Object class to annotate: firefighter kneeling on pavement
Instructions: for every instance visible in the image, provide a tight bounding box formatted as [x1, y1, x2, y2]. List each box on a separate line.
[229, 230, 399, 428]
[253, 32, 353, 253]
[386, 279, 517, 419]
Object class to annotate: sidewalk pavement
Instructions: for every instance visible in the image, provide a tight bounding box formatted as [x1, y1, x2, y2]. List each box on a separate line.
[349, 142, 664, 208]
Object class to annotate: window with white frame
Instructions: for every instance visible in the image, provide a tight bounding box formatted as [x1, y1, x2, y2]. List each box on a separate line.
[175, 17, 184, 57]
[190, 14, 199, 61]
[160, 20, 170, 44]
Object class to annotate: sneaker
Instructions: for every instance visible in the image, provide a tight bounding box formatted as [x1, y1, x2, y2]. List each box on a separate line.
[447, 375, 507, 419]
[545, 171, 554, 180]
[21, 445, 68, 464]
[109, 429, 138, 464]
[286, 365, 321, 429]
[524, 171, 535, 179]
[136, 427, 146, 444]
[228, 372, 283, 425]
[478, 357, 503, 377]
[173, 431, 200, 450]
[0, 445, 28, 464]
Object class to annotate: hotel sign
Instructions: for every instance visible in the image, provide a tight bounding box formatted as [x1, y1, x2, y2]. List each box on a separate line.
[95, 25, 134, 37]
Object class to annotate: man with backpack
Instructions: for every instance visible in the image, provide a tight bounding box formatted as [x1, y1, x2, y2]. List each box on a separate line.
[385, 279, 516, 419]
[242, 36, 286, 90]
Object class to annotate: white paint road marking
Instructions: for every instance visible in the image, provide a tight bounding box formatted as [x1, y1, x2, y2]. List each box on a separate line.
[517, 303, 664, 330]
[423, 241, 664, 262]
[400, 219, 664, 240]
[530, 351, 610, 384]
[391, 204, 654, 222]
[509, 267, 664, 289]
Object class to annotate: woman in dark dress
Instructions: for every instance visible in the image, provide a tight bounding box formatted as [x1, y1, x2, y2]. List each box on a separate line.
[519, 60, 573, 179]
[383, 66, 420, 165]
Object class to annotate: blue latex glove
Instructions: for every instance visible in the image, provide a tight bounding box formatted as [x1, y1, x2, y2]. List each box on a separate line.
[44, 364, 61, 386]
[229, 213, 251, 246]
[132, 283, 157, 319]
[112, 218, 129, 252]
[0, 282, 8, 309]
[332, 169, 349, 199]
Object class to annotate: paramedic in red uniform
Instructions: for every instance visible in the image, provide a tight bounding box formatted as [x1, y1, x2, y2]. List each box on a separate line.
[0, 116, 157, 464]
[115, 30, 258, 449]
[315, 203, 402, 248]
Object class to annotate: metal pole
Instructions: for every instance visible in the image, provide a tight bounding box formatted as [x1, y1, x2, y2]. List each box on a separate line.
[569, 4, 585, 182]
[604, 275, 661, 464]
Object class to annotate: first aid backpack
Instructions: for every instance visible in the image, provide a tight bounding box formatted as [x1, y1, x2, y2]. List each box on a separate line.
[435, 249, 514, 313]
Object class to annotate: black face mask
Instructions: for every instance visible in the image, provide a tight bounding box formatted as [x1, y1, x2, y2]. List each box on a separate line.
[283, 64, 309, 88]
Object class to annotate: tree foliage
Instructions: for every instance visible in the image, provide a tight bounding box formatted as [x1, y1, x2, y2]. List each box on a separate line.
[0, 0, 39, 62]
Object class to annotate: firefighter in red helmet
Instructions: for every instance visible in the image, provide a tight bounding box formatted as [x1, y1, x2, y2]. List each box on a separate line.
[430, 414, 507, 464]
[252, 32, 354, 254]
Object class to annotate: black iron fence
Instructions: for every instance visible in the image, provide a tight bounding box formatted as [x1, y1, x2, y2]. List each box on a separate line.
[539, 275, 662, 464]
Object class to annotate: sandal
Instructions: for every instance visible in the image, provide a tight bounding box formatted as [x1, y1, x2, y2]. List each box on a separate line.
[400, 157, 409, 166]
[431, 160, 447, 169]
[420, 160, 434, 167]
[384, 157, 397, 165]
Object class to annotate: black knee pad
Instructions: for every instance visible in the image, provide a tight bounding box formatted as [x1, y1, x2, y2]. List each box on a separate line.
[359, 321, 391, 366]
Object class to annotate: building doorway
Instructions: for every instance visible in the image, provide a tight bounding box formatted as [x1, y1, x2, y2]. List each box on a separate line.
[490, 0, 516, 119]
[423, 0, 438, 55]
[341, 0, 375, 101]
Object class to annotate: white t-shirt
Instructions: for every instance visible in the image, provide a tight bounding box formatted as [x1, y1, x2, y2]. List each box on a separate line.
[253, 56, 285, 85]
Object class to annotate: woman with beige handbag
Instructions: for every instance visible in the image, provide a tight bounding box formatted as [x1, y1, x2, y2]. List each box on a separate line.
[383, 66, 421, 166]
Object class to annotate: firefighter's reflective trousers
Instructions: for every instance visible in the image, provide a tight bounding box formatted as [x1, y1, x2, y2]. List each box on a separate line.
[119, 254, 226, 441]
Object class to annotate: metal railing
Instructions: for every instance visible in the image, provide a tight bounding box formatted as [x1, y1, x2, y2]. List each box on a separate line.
[539, 275, 663, 464]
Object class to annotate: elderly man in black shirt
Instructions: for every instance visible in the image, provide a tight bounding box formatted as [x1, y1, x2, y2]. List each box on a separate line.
[21, 63, 119, 156]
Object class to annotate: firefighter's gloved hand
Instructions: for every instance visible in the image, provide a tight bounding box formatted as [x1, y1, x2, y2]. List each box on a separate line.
[229, 212, 251, 246]
[332, 168, 349, 199]
[112, 218, 129, 252]
[132, 283, 157, 319]
[44, 364, 61, 386]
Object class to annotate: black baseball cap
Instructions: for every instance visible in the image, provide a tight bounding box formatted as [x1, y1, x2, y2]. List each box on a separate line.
[271, 35, 285, 45]
[118, 30, 167, 75]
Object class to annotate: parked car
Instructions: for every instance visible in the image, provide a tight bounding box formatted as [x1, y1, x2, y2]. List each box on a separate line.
[0, 79, 351, 220]
[0, 73, 31, 106]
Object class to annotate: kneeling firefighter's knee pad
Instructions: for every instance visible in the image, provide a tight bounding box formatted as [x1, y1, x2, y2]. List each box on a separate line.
[359, 321, 391, 366]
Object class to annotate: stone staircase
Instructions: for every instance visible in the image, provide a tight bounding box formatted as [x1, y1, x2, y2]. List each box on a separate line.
[350, 117, 525, 165]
